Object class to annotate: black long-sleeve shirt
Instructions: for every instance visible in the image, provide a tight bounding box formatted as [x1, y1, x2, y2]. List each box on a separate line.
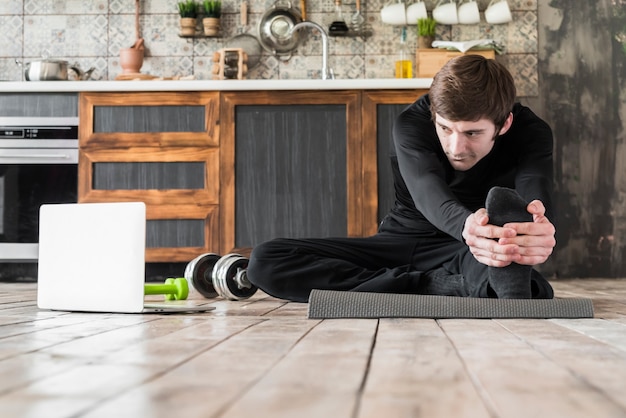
[389, 94, 554, 242]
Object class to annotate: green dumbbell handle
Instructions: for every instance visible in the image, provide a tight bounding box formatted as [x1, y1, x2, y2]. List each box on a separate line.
[144, 277, 189, 301]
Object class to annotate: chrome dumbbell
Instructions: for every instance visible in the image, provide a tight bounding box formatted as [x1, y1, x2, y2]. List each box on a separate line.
[184, 253, 258, 301]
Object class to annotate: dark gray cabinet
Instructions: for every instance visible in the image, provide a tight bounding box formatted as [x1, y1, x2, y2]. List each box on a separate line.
[0, 93, 78, 116]
[234, 104, 348, 247]
[221, 89, 426, 253]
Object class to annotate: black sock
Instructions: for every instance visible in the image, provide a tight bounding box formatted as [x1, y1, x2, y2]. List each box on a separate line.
[485, 187, 533, 299]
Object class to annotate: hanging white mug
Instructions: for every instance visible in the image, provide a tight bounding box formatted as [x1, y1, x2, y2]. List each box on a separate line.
[457, 0, 480, 25]
[485, 0, 512, 24]
[381, 1, 408, 25]
[406, 1, 428, 24]
[432, 0, 458, 25]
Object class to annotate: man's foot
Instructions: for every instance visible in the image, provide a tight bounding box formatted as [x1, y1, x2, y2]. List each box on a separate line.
[486, 187, 532, 299]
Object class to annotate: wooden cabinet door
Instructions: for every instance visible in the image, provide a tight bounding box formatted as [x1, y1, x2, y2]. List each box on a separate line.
[220, 91, 362, 254]
[362, 90, 428, 235]
[78, 92, 220, 262]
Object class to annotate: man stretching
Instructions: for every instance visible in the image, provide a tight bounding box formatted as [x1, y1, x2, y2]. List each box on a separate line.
[246, 55, 556, 302]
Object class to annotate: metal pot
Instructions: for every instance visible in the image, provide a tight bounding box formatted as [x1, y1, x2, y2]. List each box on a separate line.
[22, 59, 70, 81]
[258, 0, 303, 59]
[16, 59, 95, 81]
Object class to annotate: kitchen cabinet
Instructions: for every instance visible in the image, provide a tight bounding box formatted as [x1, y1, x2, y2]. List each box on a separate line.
[362, 90, 422, 233]
[78, 92, 220, 262]
[221, 89, 426, 252]
[0, 93, 77, 116]
[220, 90, 362, 252]
[77, 88, 426, 262]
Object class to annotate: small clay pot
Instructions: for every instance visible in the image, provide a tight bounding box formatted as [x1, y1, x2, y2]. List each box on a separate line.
[119, 47, 144, 74]
[203, 17, 220, 36]
[418, 36, 435, 49]
[180, 17, 197, 36]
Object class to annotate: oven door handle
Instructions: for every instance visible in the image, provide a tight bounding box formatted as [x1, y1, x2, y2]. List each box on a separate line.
[0, 149, 78, 164]
[0, 153, 74, 159]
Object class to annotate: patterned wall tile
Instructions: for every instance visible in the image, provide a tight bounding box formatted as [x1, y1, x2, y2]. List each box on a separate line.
[23, 15, 108, 58]
[0, 15, 23, 58]
[108, 0, 134, 14]
[69, 56, 108, 80]
[498, 53, 538, 96]
[0, 0, 23, 15]
[0, 58, 24, 81]
[0, 0, 538, 95]
[192, 37, 225, 58]
[24, 0, 107, 15]
[365, 54, 397, 78]
[142, 14, 196, 56]
[142, 0, 180, 14]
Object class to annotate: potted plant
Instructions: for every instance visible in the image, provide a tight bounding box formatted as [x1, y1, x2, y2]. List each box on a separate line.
[417, 17, 437, 49]
[178, 0, 199, 36]
[202, 0, 222, 36]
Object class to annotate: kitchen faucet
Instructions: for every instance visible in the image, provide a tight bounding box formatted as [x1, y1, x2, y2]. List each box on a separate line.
[288, 21, 334, 80]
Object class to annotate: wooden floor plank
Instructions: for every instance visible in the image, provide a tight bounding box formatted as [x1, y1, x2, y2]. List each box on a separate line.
[219, 319, 377, 418]
[358, 318, 491, 418]
[207, 297, 287, 317]
[1, 279, 626, 417]
[0, 314, 156, 361]
[550, 318, 626, 353]
[496, 319, 626, 411]
[440, 319, 626, 418]
[1, 363, 155, 418]
[78, 318, 320, 418]
[0, 317, 263, 416]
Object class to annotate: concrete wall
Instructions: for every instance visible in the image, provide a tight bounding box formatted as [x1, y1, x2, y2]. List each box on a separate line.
[531, 0, 626, 278]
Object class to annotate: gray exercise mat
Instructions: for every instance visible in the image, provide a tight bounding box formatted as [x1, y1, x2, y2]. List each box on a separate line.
[307, 289, 594, 319]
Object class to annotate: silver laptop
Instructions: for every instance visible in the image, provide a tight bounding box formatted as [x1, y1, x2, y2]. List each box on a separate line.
[37, 201, 214, 314]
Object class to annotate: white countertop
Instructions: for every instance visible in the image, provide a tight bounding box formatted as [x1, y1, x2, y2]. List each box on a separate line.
[0, 78, 432, 92]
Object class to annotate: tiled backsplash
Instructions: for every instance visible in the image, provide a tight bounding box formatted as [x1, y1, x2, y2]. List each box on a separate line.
[0, 0, 538, 95]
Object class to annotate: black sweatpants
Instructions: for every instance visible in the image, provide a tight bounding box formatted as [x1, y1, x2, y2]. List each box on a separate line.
[246, 215, 554, 302]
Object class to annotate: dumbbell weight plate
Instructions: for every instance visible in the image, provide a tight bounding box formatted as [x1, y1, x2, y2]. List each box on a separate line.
[212, 253, 258, 301]
[184, 253, 221, 298]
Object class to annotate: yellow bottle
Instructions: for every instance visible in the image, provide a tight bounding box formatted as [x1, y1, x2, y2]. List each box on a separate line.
[395, 27, 413, 79]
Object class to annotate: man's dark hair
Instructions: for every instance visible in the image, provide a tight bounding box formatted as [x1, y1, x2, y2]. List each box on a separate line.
[429, 55, 516, 132]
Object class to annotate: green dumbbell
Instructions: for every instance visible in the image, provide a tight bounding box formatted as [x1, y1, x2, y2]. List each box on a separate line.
[144, 278, 189, 301]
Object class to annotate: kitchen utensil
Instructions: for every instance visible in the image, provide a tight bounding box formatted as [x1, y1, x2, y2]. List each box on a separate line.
[406, 1, 428, 23]
[225, 2, 263, 69]
[131, 38, 145, 49]
[432, 0, 458, 25]
[329, 0, 349, 34]
[258, 0, 303, 59]
[119, 47, 144, 74]
[380, 1, 407, 26]
[350, 0, 365, 32]
[458, 0, 480, 24]
[16, 58, 93, 81]
[485, 0, 512, 24]
[300, 0, 307, 20]
[71, 66, 96, 81]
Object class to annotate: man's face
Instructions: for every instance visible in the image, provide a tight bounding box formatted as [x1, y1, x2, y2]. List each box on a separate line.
[434, 113, 503, 171]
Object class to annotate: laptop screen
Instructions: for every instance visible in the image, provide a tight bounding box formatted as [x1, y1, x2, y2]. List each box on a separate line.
[37, 202, 147, 313]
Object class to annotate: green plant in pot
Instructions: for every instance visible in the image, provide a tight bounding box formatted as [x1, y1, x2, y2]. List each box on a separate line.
[178, 0, 199, 36]
[417, 17, 437, 49]
[203, 0, 222, 36]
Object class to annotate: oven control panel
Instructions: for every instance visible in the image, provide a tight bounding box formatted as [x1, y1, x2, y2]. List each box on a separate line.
[0, 117, 79, 149]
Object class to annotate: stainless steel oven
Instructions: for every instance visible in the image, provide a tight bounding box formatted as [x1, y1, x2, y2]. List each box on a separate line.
[0, 117, 78, 262]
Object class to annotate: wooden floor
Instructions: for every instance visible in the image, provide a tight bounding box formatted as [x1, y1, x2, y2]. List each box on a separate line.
[0, 279, 625, 418]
